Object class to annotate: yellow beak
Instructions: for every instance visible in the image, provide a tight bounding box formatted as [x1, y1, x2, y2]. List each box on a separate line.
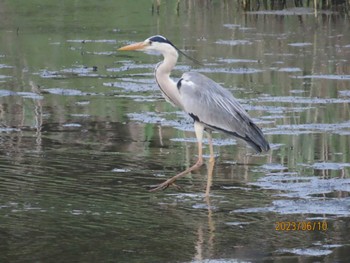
[118, 42, 146, 51]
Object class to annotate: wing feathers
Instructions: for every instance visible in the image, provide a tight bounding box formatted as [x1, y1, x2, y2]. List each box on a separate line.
[179, 72, 270, 152]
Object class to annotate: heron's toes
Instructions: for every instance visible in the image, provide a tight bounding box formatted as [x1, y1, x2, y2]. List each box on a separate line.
[148, 180, 181, 192]
[148, 182, 169, 192]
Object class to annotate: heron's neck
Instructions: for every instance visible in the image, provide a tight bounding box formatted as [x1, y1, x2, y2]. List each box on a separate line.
[157, 52, 178, 76]
[155, 52, 183, 108]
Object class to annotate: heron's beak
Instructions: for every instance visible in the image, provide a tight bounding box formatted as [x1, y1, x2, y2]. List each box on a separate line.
[118, 42, 146, 51]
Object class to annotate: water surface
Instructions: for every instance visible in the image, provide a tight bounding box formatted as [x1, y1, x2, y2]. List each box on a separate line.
[0, 1, 349, 262]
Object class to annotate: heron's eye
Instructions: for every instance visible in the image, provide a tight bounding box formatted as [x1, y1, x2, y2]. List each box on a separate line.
[149, 40, 153, 45]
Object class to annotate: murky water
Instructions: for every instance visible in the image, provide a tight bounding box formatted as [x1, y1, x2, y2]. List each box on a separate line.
[1, 1, 350, 262]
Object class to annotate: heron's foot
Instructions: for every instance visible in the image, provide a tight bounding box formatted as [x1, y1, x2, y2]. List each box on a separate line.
[149, 158, 204, 192]
[149, 178, 182, 192]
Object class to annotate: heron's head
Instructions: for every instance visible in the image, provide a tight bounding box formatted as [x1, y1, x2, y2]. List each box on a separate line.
[118, 35, 178, 57]
[119, 35, 201, 65]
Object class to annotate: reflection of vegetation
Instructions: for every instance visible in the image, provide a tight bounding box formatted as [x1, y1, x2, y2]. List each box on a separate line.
[153, 0, 350, 15]
[239, 0, 350, 13]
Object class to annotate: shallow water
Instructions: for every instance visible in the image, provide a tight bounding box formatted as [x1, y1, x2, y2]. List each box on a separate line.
[0, 1, 350, 262]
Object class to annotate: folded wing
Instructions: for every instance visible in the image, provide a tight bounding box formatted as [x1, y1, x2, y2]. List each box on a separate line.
[178, 72, 270, 152]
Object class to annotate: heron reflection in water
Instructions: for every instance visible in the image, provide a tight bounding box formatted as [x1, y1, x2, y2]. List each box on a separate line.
[118, 35, 270, 191]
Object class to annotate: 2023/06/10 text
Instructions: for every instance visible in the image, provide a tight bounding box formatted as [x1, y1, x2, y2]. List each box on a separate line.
[275, 221, 328, 231]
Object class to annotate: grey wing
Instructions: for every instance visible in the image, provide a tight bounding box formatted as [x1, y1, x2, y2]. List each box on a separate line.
[178, 72, 270, 152]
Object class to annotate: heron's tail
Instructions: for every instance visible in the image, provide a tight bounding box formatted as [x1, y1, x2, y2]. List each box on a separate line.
[241, 121, 270, 153]
[206, 121, 270, 153]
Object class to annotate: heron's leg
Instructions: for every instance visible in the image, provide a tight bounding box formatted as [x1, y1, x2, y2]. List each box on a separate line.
[206, 131, 215, 163]
[194, 121, 204, 166]
[150, 122, 205, 191]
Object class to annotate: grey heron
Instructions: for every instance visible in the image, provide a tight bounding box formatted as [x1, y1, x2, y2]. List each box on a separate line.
[118, 35, 270, 191]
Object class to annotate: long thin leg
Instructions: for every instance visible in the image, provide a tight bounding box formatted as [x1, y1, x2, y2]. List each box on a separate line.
[205, 157, 215, 198]
[206, 131, 215, 163]
[150, 122, 205, 191]
[205, 131, 215, 197]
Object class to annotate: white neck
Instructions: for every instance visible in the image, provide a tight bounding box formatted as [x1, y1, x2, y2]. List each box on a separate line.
[154, 50, 183, 109]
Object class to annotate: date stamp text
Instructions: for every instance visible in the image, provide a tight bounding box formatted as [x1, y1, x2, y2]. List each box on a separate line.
[275, 221, 328, 231]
